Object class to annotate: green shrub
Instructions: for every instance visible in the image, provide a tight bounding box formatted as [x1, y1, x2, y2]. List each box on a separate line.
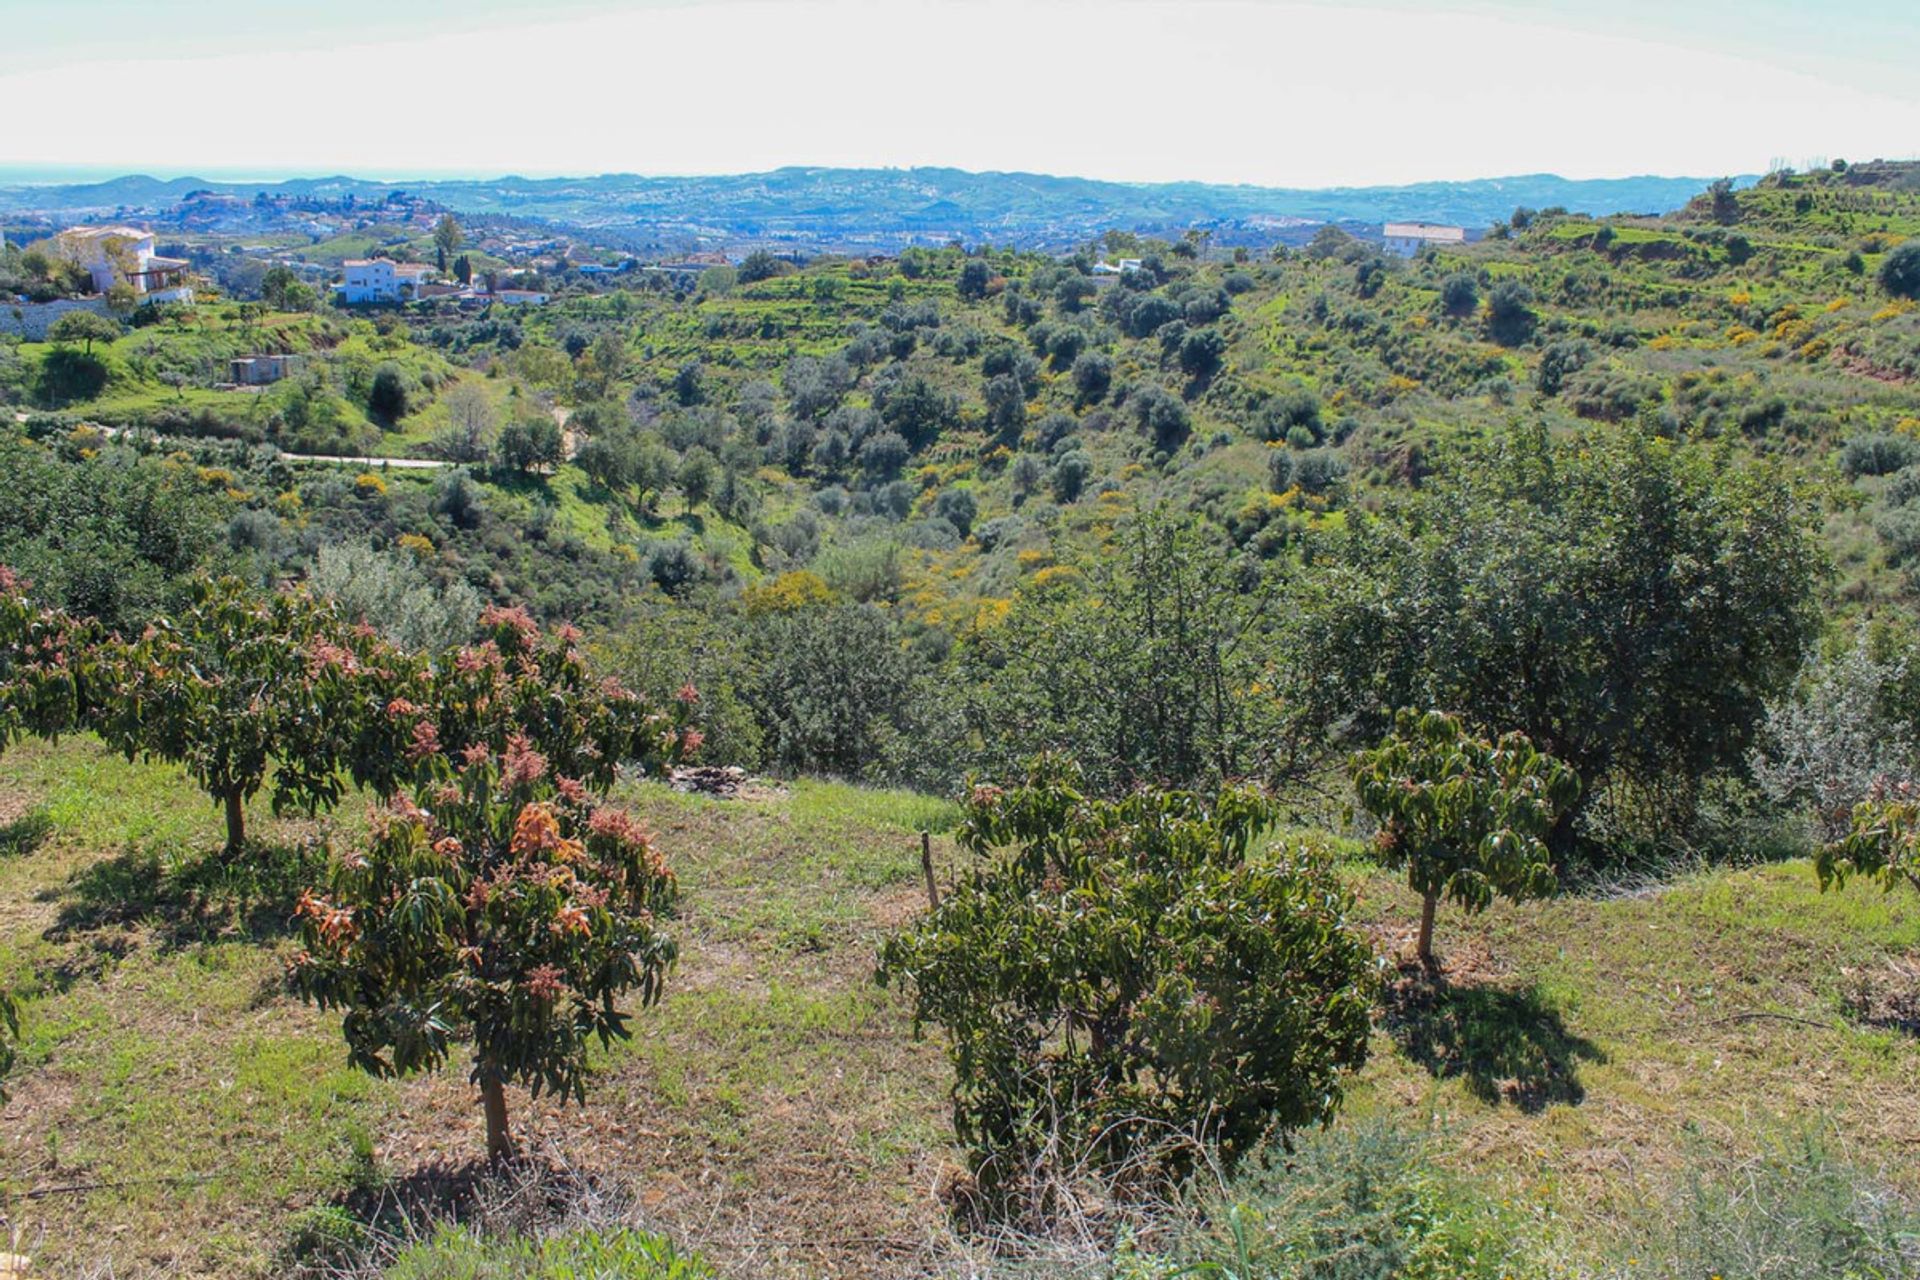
[879, 759, 1377, 1207]
[1842, 431, 1920, 478]
[1598, 1131, 1920, 1280]
[1117, 1120, 1531, 1280]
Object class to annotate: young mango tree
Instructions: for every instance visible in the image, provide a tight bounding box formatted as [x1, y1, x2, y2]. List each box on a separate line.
[93, 578, 357, 856]
[1818, 780, 1920, 896]
[0, 565, 97, 755]
[878, 758, 1378, 1207]
[289, 628, 698, 1163]
[1352, 709, 1580, 967]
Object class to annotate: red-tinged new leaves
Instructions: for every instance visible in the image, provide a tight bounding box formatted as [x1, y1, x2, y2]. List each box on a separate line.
[1818, 779, 1920, 896]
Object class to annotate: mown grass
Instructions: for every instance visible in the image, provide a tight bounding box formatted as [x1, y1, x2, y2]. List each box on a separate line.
[1, 736, 1916, 1277]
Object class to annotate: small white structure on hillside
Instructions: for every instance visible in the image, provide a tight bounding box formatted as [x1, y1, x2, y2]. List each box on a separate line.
[336, 258, 432, 304]
[1382, 222, 1467, 258]
[54, 225, 194, 303]
[1091, 257, 1144, 276]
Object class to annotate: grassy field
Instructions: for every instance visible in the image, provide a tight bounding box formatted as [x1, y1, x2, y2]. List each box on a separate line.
[1, 737, 1917, 1277]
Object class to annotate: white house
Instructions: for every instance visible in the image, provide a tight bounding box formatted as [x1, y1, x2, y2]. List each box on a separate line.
[54, 225, 194, 303]
[335, 258, 432, 304]
[491, 288, 549, 306]
[1382, 223, 1467, 258]
[1091, 257, 1144, 276]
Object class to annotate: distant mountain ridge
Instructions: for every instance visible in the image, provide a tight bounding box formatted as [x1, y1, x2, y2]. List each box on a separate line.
[0, 165, 1744, 247]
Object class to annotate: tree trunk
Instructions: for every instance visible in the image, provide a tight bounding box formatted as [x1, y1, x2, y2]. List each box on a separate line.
[481, 1076, 516, 1163]
[1416, 892, 1438, 968]
[223, 790, 246, 858]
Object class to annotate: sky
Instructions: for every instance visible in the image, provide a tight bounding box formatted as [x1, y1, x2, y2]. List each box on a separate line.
[3, 0, 1918, 188]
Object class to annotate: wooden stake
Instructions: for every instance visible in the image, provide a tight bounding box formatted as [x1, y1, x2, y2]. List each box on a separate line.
[920, 830, 940, 910]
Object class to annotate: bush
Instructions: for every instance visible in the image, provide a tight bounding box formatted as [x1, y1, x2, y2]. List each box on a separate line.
[1840, 431, 1920, 478]
[1752, 637, 1918, 842]
[1129, 384, 1191, 452]
[1880, 240, 1920, 300]
[1258, 384, 1322, 443]
[958, 513, 1319, 796]
[931, 486, 977, 538]
[1292, 425, 1820, 852]
[747, 601, 946, 786]
[1050, 450, 1092, 503]
[1440, 271, 1479, 316]
[1486, 280, 1536, 345]
[1120, 1120, 1526, 1280]
[1070, 350, 1112, 404]
[368, 364, 409, 424]
[1599, 1132, 1920, 1280]
[879, 761, 1376, 1207]
[309, 543, 481, 654]
[1293, 447, 1347, 493]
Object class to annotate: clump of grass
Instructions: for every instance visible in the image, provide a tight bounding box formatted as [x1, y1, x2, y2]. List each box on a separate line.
[1596, 1129, 1920, 1280]
[1114, 1120, 1532, 1280]
[377, 1224, 710, 1280]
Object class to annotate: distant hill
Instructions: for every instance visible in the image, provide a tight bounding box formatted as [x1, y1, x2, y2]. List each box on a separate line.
[0, 166, 1743, 248]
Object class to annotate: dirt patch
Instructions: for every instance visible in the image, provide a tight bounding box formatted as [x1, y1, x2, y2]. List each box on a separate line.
[669, 766, 788, 803]
[1835, 354, 1913, 385]
[1842, 951, 1920, 1037]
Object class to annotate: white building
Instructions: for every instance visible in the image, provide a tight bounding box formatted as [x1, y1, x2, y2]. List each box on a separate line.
[54, 225, 194, 303]
[1091, 257, 1144, 276]
[335, 258, 433, 304]
[1382, 222, 1467, 258]
[491, 288, 549, 306]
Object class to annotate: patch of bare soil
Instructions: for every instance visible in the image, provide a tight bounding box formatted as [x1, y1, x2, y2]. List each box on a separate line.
[669, 766, 789, 803]
[1842, 951, 1920, 1037]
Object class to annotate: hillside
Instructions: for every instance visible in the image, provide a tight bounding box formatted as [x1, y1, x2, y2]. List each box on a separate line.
[0, 166, 1747, 250]
[1, 734, 1915, 1277]
[3, 160, 1920, 1279]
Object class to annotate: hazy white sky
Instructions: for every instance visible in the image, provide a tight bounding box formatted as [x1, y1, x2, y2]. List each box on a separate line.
[3, 0, 1917, 186]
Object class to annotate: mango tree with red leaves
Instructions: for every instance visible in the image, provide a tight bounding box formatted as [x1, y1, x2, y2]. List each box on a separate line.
[289, 605, 699, 1161]
[92, 578, 358, 856]
[338, 605, 699, 805]
[0, 566, 97, 756]
[0, 566, 101, 1104]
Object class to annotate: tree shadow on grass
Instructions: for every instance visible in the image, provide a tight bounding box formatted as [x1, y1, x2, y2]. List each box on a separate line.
[291, 1153, 610, 1272]
[36, 837, 325, 988]
[1381, 970, 1606, 1111]
[0, 807, 56, 859]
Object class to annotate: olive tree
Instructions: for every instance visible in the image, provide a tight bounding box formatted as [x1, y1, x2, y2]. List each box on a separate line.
[1352, 709, 1579, 966]
[1290, 424, 1820, 852]
[1881, 241, 1920, 301]
[880, 759, 1376, 1206]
